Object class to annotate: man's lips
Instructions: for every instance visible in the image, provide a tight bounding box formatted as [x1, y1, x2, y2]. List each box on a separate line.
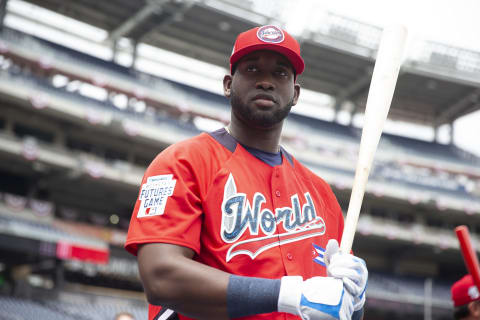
[251, 94, 276, 107]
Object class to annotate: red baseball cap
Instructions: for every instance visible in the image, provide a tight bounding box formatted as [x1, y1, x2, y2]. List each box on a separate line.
[451, 275, 480, 307]
[230, 25, 305, 76]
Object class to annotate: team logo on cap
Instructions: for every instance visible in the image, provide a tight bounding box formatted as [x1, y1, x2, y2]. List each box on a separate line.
[257, 25, 284, 43]
[469, 286, 479, 300]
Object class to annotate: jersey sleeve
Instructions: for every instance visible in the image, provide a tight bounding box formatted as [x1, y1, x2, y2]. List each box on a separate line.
[125, 143, 204, 256]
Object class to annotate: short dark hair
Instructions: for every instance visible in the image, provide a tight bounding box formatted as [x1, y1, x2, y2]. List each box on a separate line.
[454, 304, 470, 320]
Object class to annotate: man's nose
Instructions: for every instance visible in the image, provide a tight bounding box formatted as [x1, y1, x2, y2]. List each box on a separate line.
[255, 77, 275, 90]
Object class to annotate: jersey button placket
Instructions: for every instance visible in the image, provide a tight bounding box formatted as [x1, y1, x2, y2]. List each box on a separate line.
[272, 167, 295, 275]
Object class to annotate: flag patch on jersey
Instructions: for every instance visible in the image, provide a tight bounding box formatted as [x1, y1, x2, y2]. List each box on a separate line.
[137, 174, 176, 218]
[312, 243, 326, 267]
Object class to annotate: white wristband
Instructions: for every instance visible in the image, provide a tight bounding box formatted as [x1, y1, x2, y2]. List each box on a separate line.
[278, 276, 303, 315]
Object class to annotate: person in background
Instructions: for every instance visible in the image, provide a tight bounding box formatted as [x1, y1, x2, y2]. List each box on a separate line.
[452, 275, 480, 320]
[114, 311, 135, 320]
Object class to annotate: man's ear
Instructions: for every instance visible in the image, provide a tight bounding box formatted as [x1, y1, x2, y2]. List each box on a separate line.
[292, 83, 301, 106]
[223, 75, 232, 98]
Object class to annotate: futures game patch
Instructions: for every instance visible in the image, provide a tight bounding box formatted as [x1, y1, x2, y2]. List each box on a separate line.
[137, 174, 176, 218]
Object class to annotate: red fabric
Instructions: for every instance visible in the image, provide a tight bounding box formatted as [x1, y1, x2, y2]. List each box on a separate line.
[451, 274, 480, 307]
[230, 25, 305, 75]
[125, 132, 345, 320]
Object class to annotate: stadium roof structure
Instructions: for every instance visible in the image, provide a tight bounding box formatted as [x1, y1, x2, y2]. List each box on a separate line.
[12, 0, 480, 128]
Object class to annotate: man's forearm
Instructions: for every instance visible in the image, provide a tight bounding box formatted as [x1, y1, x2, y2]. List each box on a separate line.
[138, 243, 231, 320]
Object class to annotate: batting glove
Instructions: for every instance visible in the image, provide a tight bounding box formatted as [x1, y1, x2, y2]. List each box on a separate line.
[324, 239, 368, 311]
[278, 276, 354, 320]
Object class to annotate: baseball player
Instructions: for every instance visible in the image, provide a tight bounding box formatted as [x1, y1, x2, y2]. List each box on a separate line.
[452, 275, 480, 319]
[125, 25, 368, 320]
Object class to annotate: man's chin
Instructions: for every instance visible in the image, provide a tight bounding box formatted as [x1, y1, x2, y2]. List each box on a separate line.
[231, 100, 291, 129]
[245, 116, 284, 129]
[251, 110, 290, 128]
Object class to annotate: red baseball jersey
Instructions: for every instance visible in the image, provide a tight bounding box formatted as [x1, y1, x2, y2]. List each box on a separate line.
[125, 128, 345, 320]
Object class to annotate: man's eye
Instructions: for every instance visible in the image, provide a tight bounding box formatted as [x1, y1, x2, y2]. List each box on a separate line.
[275, 69, 289, 77]
[246, 65, 258, 72]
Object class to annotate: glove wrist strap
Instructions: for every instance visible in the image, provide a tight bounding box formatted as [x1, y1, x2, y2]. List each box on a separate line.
[278, 276, 303, 315]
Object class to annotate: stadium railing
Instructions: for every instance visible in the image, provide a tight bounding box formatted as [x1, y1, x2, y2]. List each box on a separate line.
[0, 83, 478, 216]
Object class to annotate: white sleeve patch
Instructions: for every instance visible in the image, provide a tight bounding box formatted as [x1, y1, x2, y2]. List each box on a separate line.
[137, 174, 177, 218]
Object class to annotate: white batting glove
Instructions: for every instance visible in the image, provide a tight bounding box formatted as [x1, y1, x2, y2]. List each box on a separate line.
[324, 239, 368, 311]
[278, 276, 354, 320]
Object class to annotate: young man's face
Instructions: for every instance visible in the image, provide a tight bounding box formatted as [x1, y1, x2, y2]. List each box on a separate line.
[459, 301, 480, 320]
[468, 301, 480, 319]
[224, 50, 300, 129]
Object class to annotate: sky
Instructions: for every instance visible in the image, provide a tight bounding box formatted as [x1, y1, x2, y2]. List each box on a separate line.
[4, 0, 480, 156]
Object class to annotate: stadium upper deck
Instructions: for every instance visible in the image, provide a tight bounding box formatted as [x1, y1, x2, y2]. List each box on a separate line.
[10, 0, 480, 127]
[0, 26, 479, 211]
[0, 25, 479, 242]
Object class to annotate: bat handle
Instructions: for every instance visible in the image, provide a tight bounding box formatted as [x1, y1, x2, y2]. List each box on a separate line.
[455, 225, 480, 289]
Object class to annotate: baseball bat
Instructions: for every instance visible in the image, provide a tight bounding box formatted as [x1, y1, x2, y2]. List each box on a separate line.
[455, 225, 480, 289]
[340, 25, 408, 253]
